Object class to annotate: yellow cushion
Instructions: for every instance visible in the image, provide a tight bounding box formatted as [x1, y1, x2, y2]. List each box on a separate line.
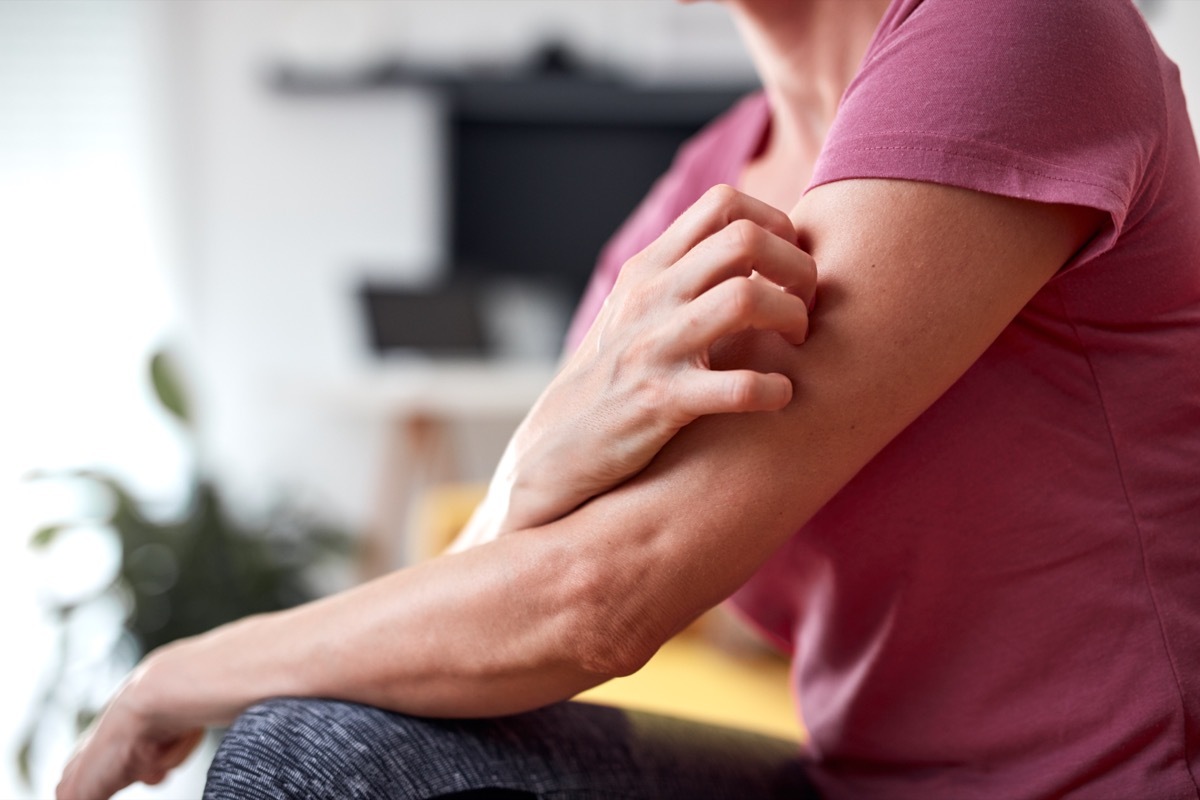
[578, 631, 803, 742]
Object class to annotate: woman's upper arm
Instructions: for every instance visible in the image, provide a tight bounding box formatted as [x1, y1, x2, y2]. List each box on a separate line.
[547, 177, 1104, 676]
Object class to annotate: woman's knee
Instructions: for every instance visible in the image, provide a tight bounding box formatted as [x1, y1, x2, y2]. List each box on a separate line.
[204, 697, 543, 799]
[204, 697, 448, 799]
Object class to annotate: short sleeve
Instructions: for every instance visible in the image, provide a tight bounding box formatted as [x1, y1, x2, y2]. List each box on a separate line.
[810, 0, 1167, 264]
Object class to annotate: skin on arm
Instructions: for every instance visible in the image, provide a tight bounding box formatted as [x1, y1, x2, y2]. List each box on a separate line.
[55, 178, 1102, 800]
[532, 178, 1104, 666]
[453, 186, 817, 550]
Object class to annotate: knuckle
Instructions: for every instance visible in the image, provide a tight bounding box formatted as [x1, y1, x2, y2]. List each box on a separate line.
[767, 204, 792, 232]
[724, 218, 762, 261]
[726, 372, 760, 409]
[622, 251, 651, 277]
[725, 276, 759, 316]
[704, 182, 740, 209]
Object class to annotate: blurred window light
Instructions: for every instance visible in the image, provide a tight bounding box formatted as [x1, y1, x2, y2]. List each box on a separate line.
[0, 1, 185, 794]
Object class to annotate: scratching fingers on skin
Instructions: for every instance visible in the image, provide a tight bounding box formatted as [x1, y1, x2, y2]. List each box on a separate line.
[669, 219, 817, 303]
[636, 184, 797, 270]
[674, 275, 810, 351]
[675, 368, 794, 417]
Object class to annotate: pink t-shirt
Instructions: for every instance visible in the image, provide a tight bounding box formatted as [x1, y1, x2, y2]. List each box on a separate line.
[568, 0, 1200, 797]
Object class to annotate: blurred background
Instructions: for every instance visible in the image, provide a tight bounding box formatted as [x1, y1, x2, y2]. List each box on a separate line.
[1, 1, 1196, 797]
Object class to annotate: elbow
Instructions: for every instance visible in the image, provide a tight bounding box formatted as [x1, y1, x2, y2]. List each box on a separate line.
[556, 549, 668, 680]
[570, 615, 659, 681]
[573, 624, 657, 681]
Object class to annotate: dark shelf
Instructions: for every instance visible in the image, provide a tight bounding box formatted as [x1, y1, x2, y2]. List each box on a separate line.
[271, 56, 760, 353]
[270, 60, 756, 126]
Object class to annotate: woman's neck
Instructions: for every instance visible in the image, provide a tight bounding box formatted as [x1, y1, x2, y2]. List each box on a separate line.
[730, 0, 890, 165]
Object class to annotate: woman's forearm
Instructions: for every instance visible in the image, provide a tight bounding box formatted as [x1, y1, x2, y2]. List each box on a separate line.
[134, 528, 612, 729]
[55, 187, 816, 799]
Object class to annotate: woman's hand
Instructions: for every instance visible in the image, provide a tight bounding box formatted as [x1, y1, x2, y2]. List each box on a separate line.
[56, 651, 204, 800]
[459, 185, 816, 545]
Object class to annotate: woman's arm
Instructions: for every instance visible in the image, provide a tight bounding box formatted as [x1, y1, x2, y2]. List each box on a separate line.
[55, 530, 612, 800]
[455, 186, 816, 549]
[58, 186, 819, 800]
[514, 178, 1105, 668]
[56, 178, 1102, 800]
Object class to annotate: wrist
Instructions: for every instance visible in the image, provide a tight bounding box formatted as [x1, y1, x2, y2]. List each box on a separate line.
[122, 639, 194, 727]
[128, 615, 287, 728]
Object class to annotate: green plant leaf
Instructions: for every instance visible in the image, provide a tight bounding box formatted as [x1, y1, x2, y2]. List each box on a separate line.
[149, 350, 191, 427]
[30, 524, 64, 549]
[15, 733, 32, 788]
[18, 345, 357, 787]
[76, 708, 97, 733]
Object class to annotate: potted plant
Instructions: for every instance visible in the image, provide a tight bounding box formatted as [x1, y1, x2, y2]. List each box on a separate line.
[16, 349, 352, 787]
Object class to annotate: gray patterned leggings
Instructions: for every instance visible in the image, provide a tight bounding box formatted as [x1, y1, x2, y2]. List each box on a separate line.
[203, 697, 816, 799]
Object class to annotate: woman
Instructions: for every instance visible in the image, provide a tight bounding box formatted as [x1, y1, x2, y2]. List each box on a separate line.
[59, 0, 1200, 797]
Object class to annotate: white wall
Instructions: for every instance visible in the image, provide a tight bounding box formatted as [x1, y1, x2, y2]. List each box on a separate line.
[168, 1, 754, 531]
[0, 3, 191, 795]
[1146, 0, 1200, 115]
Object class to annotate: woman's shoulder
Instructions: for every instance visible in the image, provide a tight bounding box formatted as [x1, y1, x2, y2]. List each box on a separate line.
[873, 0, 1166, 101]
[814, 0, 1174, 263]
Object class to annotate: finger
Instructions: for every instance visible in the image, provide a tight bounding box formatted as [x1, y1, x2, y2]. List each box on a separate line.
[157, 729, 204, 769]
[58, 746, 135, 800]
[142, 770, 168, 786]
[635, 184, 797, 271]
[752, 253, 818, 311]
[675, 368, 794, 417]
[672, 276, 810, 351]
[56, 694, 135, 800]
[669, 219, 817, 306]
[131, 729, 203, 785]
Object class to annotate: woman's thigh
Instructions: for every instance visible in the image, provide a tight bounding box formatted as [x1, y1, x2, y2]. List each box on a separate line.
[203, 697, 815, 799]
